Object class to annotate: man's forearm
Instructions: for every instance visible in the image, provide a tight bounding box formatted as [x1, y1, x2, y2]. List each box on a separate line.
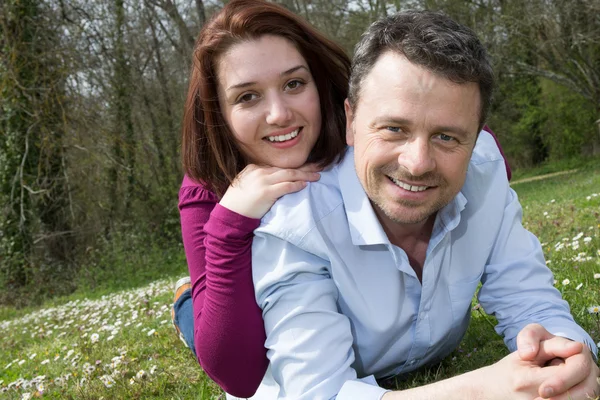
[382, 367, 489, 400]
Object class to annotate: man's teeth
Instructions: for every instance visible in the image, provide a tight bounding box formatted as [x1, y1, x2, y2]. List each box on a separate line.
[267, 129, 299, 142]
[390, 177, 428, 192]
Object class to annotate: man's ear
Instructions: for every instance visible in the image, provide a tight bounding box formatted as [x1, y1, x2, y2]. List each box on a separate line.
[344, 99, 354, 146]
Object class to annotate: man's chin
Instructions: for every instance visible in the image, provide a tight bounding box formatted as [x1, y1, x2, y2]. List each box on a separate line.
[376, 202, 435, 226]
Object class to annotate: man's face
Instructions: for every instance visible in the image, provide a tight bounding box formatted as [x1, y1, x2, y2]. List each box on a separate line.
[345, 51, 481, 232]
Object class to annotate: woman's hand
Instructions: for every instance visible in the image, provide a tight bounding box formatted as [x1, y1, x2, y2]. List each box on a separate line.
[219, 164, 321, 219]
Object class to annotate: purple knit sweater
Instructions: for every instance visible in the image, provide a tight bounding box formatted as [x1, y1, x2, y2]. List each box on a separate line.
[179, 175, 268, 397]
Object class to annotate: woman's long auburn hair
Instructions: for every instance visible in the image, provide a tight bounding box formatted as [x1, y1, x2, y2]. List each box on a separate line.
[181, 0, 351, 197]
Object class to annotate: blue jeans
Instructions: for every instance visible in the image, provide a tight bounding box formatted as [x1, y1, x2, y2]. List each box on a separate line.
[173, 288, 197, 358]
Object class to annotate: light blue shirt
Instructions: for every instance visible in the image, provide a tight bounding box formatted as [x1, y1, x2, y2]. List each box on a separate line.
[250, 131, 596, 400]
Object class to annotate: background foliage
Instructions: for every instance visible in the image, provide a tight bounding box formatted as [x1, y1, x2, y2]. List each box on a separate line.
[1, 0, 599, 305]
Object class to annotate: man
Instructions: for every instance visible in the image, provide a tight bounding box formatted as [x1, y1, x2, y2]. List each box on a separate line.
[250, 10, 599, 400]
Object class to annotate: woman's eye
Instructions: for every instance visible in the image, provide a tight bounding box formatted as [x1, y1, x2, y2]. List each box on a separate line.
[237, 93, 258, 104]
[285, 80, 304, 90]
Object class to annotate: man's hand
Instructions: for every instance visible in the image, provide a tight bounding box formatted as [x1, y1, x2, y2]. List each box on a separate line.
[516, 323, 599, 399]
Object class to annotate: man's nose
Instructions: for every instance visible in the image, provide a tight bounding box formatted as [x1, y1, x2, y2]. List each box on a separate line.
[265, 94, 292, 126]
[399, 137, 436, 177]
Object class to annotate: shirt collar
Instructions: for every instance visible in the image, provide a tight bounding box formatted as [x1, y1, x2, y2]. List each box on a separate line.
[338, 147, 468, 247]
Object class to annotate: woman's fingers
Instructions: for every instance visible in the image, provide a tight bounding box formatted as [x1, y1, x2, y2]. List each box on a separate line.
[265, 168, 320, 185]
[268, 181, 309, 198]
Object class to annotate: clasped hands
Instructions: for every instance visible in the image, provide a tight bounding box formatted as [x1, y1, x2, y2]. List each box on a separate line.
[491, 323, 599, 400]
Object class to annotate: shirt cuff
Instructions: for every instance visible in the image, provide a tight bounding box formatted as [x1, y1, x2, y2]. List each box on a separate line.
[337, 376, 390, 400]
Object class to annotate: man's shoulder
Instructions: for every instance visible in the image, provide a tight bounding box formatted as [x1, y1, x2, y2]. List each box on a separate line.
[460, 129, 514, 215]
[257, 166, 345, 242]
[470, 129, 506, 167]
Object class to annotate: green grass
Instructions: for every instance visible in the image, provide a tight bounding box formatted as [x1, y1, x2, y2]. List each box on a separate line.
[1, 159, 599, 398]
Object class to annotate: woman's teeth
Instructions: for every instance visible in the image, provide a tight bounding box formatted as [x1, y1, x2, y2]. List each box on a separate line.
[267, 128, 299, 142]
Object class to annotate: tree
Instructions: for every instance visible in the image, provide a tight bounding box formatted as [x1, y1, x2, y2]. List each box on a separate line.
[503, 0, 600, 154]
[0, 0, 73, 296]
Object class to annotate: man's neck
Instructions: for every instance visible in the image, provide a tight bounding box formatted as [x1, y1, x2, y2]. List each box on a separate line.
[377, 211, 437, 282]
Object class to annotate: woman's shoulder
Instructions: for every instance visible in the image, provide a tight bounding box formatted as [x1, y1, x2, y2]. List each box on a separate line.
[179, 175, 219, 204]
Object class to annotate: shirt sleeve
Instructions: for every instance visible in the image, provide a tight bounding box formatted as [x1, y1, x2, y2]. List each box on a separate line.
[253, 231, 390, 400]
[477, 187, 597, 356]
[179, 179, 268, 397]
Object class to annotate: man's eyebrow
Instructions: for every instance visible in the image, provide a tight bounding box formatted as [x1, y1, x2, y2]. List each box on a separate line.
[431, 125, 471, 138]
[373, 116, 412, 126]
[226, 65, 309, 91]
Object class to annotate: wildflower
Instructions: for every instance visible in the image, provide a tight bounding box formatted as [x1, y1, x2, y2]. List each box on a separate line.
[21, 393, 32, 400]
[83, 363, 96, 375]
[136, 370, 147, 380]
[90, 333, 99, 344]
[130, 377, 136, 385]
[147, 329, 156, 336]
[18, 360, 26, 366]
[28, 353, 37, 360]
[594, 273, 600, 280]
[99, 375, 115, 388]
[584, 237, 592, 244]
[576, 283, 583, 290]
[472, 304, 482, 311]
[41, 359, 49, 365]
[562, 279, 570, 286]
[588, 306, 600, 314]
[107, 335, 114, 341]
[149, 365, 157, 375]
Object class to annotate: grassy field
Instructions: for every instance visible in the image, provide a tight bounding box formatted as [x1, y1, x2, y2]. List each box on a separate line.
[1, 161, 599, 399]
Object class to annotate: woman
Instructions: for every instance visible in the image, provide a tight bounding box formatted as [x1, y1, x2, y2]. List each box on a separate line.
[174, 0, 350, 397]
[173, 0, 512, 397]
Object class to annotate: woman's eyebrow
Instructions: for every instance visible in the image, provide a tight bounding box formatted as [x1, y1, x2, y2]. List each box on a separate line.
[227, 65, 309, 91]
[281, 65, 309, 76]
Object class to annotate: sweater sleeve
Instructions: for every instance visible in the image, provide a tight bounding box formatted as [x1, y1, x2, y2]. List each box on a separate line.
[178, 176, 268, 397]
[483, 125, 512, 181]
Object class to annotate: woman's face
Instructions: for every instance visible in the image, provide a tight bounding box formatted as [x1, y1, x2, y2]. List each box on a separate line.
[217, 35, 322, 168]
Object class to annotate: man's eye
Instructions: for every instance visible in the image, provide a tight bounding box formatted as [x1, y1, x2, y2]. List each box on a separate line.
[386, 127, 401, 133]
[439, 134, 454, 142]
